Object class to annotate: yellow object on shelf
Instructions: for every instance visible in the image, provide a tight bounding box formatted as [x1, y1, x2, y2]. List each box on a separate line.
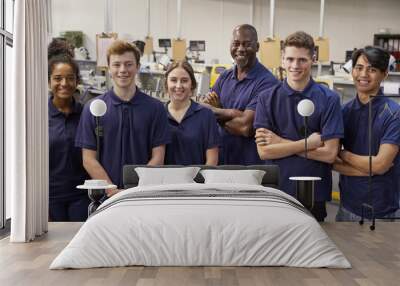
[144, 36, 154, 55]
[172, 39, 187, 61]
[314, 37, 330, 62]
[332, 191, 340, 201]
[210, 64, 231, 88]
[315, 77, 333, 89]
[260, 37, 281, 69]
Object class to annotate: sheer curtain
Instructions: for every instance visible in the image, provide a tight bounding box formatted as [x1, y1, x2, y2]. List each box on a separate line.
[7, 0, 50, 242]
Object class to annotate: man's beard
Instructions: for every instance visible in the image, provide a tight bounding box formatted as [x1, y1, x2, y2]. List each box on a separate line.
[235, 57, 249, 68]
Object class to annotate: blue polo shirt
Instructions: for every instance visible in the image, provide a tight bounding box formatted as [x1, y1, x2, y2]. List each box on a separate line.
[75, 88, 171, 188]
[340, 91, 400, 217]
[49, 96, 88, 200]
[254, 78, 344, 201]
[211, 59, 278, 165]
[165, 100, 220, 165]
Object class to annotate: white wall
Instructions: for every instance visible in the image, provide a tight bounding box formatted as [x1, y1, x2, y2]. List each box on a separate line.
[52, 0, 104, 61]
[52, 0, 400, 64]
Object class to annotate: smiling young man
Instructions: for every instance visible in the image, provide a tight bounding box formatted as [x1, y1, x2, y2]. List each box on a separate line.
[75, 40, 170, 196]
[201, 24, 278, 165]
[254, 31, 344, 221]
[334, 46, 400, 220]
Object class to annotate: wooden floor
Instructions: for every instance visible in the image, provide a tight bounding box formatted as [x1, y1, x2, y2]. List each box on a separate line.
[1, 222, 399, 286]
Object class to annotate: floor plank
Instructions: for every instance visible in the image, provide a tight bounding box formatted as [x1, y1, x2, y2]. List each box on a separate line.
[1, 222, 399, 286]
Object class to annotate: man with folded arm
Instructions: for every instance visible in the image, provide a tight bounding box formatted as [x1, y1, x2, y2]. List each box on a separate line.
[201, 24, 278, 165]
[334, 46, 400, 221]
[254, 31, 344, 221]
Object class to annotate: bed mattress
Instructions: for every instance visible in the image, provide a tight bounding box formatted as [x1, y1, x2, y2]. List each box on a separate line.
[50, 183, 351, 269]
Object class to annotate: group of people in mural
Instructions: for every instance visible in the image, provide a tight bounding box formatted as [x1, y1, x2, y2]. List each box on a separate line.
[48, 24, 400, 223]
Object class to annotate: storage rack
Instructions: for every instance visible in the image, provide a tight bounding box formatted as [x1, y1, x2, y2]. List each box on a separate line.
[374, 34, 400, 71]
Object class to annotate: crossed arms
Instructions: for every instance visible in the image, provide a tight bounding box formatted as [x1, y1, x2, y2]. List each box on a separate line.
[200, 91, 255, 137]
[333, 144, 398, 176]
[254, 128, 398, 176]
[202, 88, 340, 163]
[255, 128, 340, 164]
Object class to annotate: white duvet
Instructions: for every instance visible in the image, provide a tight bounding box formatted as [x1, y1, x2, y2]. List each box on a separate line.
[50, 183, 351, 269]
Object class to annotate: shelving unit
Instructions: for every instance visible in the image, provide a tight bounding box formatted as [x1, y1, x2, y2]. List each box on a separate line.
[374, 34, 400, 71]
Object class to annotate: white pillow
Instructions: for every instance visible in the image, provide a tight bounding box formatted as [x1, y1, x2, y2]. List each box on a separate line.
[135, 167, 201, 186]
[200, 169, 266, 185]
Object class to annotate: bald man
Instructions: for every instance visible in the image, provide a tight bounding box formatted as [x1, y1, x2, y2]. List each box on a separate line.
[201, 24, 278, 165]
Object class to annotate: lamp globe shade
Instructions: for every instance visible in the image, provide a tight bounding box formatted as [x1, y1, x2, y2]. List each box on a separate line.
[90, 99, 107, 117]
[297, 99, 315, 117]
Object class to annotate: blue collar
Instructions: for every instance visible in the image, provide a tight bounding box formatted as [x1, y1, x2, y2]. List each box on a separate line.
[166, 100, 202, 122]
[352, 89, 385, 110]
[281, 78, 315, 97]
[109, 87, 145, 106]
[231, 59, 261, 80]
[48, 94, 81, 117]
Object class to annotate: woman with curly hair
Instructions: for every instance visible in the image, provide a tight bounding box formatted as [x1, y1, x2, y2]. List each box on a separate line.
[48, 50, 90, 221]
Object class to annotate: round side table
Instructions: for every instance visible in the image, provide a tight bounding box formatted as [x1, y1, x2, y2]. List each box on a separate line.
[289, 176, 321, 211]
[77, 181, 117, 216]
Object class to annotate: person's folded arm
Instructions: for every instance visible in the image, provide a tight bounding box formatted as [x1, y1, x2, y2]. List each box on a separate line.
[333, 157, 369, 176]
[298, 138, 340, 164]
[200, 91, 234, 122]
[255, 128, 322, 160]
[82, 148, 120, 197]
[200, 103, 255, 137]
[205, 147, 218, 166]
[200, 91, 254, 137]
[224, 109, 256, 137]
[257, 140, 307, 160]
[339, 143, 399, 175]
[147, 145, 166, 166]
[206, 105, 242, 123]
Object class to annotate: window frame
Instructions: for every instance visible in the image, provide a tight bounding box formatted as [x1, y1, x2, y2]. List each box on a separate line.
[5, 0, 14, 33]
[0, 0, 13, 232]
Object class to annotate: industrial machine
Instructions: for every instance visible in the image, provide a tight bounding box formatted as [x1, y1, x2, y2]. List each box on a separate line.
[75, 60, 108, 102]
[194, 71, 210, 99]
[209, 64, 231, 88]
[151, 38, 172, 68]
[188, 40, 206, 63]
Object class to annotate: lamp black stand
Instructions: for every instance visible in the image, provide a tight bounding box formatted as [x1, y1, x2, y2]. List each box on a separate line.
[359, 97, 375, 230]
[95, 116, 103, 161]
[86, 116, 106, 216]
[87, 189, 106, 215]
[304, 116, 308, 159]
[359, 94, 400, 231]
[293, 100, 321, 213]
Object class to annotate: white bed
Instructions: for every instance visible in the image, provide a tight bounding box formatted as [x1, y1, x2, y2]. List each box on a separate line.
[50, 181, 351, 269]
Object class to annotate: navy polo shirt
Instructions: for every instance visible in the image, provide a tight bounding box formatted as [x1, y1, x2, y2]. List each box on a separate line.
[254, 78, 344, 201]
[75, 88, 171, 188]
[49, 96, 88, 200]
[211, 59, 278, 165]
[340, 91, 400, 217]
[165, 100, 220, 165]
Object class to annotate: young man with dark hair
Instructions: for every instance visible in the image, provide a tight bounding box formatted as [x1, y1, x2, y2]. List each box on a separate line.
[334, 46, 400, 220]
[201, 24, 278, 165]
[75, 40, 170, 196]
[254, 31, 343, 221]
